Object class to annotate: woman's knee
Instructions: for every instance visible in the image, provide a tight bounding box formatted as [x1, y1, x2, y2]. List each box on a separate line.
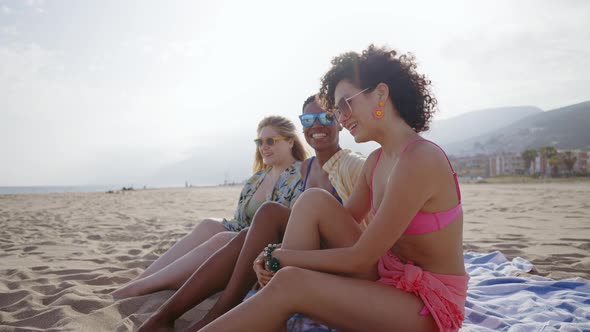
[253, 267, 307, 314]
[198, 218, 222, 228]
[293, 188, 334, 209]
[250, 202, 290, 229]
[266, 266, 307, 292]
[255, 202, 290, 218]
[259, 267, 311, 309]
[192, 218, 226, 234]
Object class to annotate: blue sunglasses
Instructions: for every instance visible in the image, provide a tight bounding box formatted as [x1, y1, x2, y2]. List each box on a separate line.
[299, 112, 335, 128]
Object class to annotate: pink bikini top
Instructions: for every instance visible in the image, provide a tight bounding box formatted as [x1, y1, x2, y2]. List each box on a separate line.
[370, 138, 462, 235]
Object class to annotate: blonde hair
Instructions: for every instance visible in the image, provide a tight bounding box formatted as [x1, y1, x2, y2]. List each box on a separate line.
[253, 115, 308, 172]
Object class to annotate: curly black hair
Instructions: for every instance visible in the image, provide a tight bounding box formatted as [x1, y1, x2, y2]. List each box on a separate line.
[318, 44, 437, 133]
[302, 94, 317, 113]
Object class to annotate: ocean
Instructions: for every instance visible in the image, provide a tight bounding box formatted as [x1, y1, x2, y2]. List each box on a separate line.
[0, 185, 128, 195]
[0, 184, 213, 195]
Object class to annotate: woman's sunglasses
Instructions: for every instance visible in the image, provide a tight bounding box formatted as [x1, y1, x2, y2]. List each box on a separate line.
[254, 136, 289, 147]
[299, 112, 335, 128]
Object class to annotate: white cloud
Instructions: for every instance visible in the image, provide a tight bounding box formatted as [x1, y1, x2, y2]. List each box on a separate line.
[24, 0, 44, 7]
[24, 0, 44, 13]
[0, 26, 17, 36]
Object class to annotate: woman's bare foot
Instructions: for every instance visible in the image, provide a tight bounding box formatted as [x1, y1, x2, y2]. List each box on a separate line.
[110, 281, 143, 300]
[137, 312, 175, 332]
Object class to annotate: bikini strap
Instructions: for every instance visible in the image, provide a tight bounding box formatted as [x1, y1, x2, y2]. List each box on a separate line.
[331, 186, 343, 204]
[400, 138, 461, 203]
[400, 137, 427, 156]
[369, 149, 383, 215]
[301, 156, 315, 191]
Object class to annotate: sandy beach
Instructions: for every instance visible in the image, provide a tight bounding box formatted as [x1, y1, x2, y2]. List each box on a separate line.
[1, 182, 589, 331]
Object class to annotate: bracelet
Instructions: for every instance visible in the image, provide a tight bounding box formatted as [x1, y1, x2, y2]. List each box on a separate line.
[263, 243, 281, 273]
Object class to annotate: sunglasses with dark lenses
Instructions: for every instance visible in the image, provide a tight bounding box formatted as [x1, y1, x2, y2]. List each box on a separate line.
[299, 112, 335, 128]
[254, 136, 289, 147]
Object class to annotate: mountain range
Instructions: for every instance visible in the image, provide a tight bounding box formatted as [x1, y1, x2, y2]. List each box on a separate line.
[146, 100, 590, 186]
[425, 101, 590, 156]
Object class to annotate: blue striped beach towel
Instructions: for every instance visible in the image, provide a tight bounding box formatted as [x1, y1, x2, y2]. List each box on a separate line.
[246, 251, 590, 331]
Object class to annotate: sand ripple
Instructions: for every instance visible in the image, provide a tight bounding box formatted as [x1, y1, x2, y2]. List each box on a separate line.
[0, 187, 238, 331]
[1, 183, 589, 330]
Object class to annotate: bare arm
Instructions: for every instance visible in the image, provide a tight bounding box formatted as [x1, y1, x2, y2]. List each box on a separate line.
[273, 145, 442, 275]
[342, 150, 376, 224]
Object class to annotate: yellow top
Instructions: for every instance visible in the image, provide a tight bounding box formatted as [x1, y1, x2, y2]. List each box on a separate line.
[322, 149, 371, 229]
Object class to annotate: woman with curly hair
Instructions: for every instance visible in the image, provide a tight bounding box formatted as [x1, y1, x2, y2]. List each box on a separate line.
[200, 45, 469, 332]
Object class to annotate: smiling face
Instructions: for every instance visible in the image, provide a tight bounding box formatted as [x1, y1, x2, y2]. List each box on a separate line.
[256, 125, 294, 167]
[302, 101, 340, 152]
[333, 80, 374, 143]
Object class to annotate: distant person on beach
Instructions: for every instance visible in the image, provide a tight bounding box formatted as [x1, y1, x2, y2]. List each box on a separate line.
[199, 45, 469, 332]
[111, 115, 307, 299]
[136, 95, 367, 331]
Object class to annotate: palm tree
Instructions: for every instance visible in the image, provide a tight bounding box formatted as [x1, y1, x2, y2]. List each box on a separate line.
[539, 146, 558, 175]
[521, 149, 538, 175]
[549, 156, 561, 177]
[561, 151, 577, 175]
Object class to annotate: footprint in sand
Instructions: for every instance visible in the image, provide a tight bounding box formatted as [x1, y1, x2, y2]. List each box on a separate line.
[23, 246, 38, 252]
[559, 238, 590, 242]
[115, 255, 133, 262]
[146, 217, 159, 224]
[87, 234, 102, 240]
[508, 225, 531, 230]
[31, 266, 50, 271]
[94, 287, 118, 295]
[0, 289, 30, 306]
[114, 212, 130, 220]
[506, 216, 527, 220]
[127, 249, 142, 255]
[125, 260, 150, 269]
[81, 258, 107, 264]
[495, 243, 527, 249]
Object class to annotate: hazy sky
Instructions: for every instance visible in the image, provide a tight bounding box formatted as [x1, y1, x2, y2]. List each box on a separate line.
[1, 0, 589, 186]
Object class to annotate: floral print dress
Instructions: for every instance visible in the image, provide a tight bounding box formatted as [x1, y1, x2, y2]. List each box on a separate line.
[222, 161, 302, 231]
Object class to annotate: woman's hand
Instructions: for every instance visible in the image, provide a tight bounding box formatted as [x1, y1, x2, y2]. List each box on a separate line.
[253, 250, 274, 288]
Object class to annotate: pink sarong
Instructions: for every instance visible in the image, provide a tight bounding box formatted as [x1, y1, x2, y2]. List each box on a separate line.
[377, 252, 469, 332]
